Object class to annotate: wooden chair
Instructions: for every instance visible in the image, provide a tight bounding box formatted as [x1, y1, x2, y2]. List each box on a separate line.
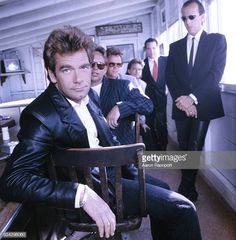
[134, 113, 141, 144]
[49, 143, 146, 239]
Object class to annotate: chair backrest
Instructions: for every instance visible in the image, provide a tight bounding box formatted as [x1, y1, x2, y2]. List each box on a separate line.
[49, 143, 146, 233]
[135, 113, 140, 143]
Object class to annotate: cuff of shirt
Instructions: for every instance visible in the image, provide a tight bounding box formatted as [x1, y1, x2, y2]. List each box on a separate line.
[189, 93, 198, 105]
[75, 184, 85, 208]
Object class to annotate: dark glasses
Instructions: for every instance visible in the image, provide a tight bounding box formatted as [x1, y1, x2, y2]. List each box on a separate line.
[108, 62, 123, 68]
[91, 62, 106, 70]
[181, 15, 198, 22]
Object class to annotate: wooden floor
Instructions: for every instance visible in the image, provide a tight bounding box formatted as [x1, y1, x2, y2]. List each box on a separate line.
[130, 168, 236, 240]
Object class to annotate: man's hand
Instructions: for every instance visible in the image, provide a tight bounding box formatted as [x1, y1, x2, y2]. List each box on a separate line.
[106, 105, 120, 129]
[141, 123, 150, 133]
[185, 104, 198, 118]
[175, 95, 194, 111]
[83, 187, 116, 238]
[175, 95, 197, 118]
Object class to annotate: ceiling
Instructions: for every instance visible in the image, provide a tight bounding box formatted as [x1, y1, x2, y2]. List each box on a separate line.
[0, 0, 159, 51]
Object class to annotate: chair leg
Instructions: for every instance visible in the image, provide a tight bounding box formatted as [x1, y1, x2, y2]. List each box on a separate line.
[109, 232, 122, 240]
[79, 233, 97, 240]
[120, 232, 133, 240]
[64, 231, 96, 240]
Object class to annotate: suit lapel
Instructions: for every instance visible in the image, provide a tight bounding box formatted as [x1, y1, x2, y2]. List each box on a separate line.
[192, 31, 208, 76]
[145, 58, 152, 78]
[49, 84, 89, 147]
[87, 99, 116, 147]
[48, 83, 115, 147]
[100, 77, 109, 105]
[180, 36, 189, 69]
[176, 36, 190, 84]
[100, 78, 115, 116]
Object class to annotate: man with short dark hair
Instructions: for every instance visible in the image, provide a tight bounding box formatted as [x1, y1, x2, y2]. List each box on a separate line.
[106, 46, 136, 82]
[142, 38, 168, 150]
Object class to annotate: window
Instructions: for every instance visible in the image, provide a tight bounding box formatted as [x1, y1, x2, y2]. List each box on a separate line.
[208, 0, 236, 84]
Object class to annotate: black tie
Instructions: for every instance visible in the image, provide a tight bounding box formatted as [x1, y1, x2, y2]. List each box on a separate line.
[188, 37, 195, 75]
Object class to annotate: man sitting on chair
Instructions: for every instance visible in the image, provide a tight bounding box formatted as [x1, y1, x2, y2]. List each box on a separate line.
[0, 25, 202, 240]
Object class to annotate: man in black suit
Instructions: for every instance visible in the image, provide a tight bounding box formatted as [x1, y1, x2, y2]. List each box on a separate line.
[166, 0, 227, 201]
[0, 26, 202, 240]
[142, 38, 168, 150]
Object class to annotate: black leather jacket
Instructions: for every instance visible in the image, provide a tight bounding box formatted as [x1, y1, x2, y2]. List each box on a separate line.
[0, 83, 117, 209]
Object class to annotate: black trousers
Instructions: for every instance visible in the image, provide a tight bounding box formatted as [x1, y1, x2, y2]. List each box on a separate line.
[143, 109, 168, 151]
[175, 118, 210, 188]
[122, 174, 202, 240]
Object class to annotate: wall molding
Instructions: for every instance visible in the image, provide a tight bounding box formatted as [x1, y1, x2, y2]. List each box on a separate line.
[200, 169, 236, 212]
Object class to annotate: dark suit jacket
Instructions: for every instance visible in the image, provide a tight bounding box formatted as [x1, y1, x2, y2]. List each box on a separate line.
[0, 83, 117, 209]
[166, 31, 227, 120]
[142, 56, 167, 111]
[98, 77, 153, 145]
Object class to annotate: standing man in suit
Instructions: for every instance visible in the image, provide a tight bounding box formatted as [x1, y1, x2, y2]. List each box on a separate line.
[142, 38, 168, 150]
[0, 26, 203, 240]
[166, 0, 227, 201]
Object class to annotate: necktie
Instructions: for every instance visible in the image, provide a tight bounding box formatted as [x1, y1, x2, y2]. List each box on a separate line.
[152, 61, 158, 81]
[188, 37, 195, 75]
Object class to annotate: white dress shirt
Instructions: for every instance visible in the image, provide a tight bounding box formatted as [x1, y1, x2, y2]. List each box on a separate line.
[187, 28, 203, 105]
[148, 57, 158, 75]
[67, 96, 100, 208]
[187, 28, 203, 65]
[92, 82, 103, 97]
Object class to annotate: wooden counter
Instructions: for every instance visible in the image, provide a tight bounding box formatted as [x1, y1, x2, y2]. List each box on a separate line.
[0, 158, 26, 239]
[0, 118, 16, 130]
[0, 98, 34, 109]
[0, 159, 14, 237]
[0, 157, 51, 240]
[0, 201, 23, 238]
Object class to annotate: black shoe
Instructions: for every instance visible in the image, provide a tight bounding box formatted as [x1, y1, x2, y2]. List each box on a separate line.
[178, 185, 198, 202]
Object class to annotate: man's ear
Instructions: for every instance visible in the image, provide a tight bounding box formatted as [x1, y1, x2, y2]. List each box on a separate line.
[48, 69, 57, 84]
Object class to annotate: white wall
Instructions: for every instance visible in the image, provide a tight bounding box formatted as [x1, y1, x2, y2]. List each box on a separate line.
[0, 46, 46, 103]
[0, 14, 154, 103]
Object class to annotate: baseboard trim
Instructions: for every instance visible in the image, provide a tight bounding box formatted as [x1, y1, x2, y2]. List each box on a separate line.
[200, 169, 236, 212]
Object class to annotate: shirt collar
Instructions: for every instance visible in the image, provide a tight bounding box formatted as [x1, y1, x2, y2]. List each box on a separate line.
[67, 95, 89, 108]
[148, 57, 158, 63]
[188, 27, 204, 42]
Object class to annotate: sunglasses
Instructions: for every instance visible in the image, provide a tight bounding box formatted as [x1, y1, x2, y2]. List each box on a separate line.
[108, 62, 123, 68]
[181, 15, 198, 22]
[91, 62, 106, 70]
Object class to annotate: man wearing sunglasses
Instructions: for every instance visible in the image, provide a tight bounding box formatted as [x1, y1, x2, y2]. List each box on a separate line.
[166, 0, 227, 202]
[91, 46, 154, 154]
[105, 47, 136, 83]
